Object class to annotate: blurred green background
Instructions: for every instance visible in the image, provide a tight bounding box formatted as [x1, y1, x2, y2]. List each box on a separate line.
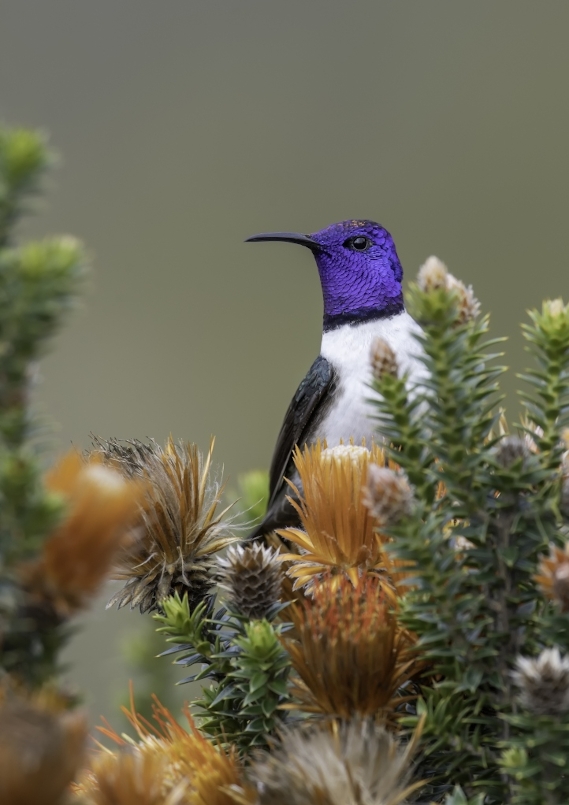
[1, 0, 568, 722]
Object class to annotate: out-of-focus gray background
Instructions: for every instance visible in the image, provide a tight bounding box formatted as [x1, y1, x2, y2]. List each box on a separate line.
[1, 1, 568, 722]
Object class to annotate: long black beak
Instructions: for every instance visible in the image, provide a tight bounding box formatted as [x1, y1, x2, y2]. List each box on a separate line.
[245, 231, 322, 252]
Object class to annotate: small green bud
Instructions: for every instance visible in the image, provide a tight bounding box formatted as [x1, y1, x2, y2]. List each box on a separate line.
[0, 128, 50, 189]
[545, 298, 567, 318]
[527, 299, 569, 350]
[18, 237, 84, 282]
[243, 619, 278, 656]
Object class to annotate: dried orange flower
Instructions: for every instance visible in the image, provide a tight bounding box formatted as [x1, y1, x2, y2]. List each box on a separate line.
[86, 690, 254, 805]
[79, 749, 185, 805]
[535, 542, 569, 612]
[102, 437, 240, 613]
[20, 451, 143, 618]
[277, 442, 399, 593]
[0, 694, 86, 805]
[283, 575, 418, 721]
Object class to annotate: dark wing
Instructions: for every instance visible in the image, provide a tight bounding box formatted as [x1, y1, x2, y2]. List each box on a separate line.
[250, 354, 337, 539]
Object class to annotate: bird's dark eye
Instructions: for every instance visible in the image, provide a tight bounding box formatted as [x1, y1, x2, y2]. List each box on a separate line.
[344, 236, 372, 251]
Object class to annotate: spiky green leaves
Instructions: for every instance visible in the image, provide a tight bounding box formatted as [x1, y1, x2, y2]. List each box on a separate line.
[155, 592, 290, 752]
[226, 620, 290, 748]
[370, 260, 569, 801]
[519, 298, 569, 469]
[0, 128, 51, 248]
[0, 130, 83, 441]
[0, 126, 87, 691]
[0, 239, 84, 420]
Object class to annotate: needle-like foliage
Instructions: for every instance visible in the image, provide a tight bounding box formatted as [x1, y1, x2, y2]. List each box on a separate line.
[372, 257, 569, 803]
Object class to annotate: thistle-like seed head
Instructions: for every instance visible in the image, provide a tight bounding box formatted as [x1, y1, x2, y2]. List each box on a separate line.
[494, 435, 531, 469]
[249, 717, 423, 805]
[417, 256, 480, 323]
[445, 273, 481, 324]
[535, 542, 569, 612]
[101, 437, 240, 613]
[512, 648, 569, 716]
[217, 543, 283, 620]
[84, 694, 253, 805]
[362, 465, 413, 526]
[369, 337, 399, 381]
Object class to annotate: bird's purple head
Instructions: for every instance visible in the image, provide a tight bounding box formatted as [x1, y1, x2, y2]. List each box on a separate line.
[246, 219, 404, 330]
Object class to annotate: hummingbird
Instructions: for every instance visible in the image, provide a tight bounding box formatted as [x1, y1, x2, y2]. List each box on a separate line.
[246, 219, 424, 539]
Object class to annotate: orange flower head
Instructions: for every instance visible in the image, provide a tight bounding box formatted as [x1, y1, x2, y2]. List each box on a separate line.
[535, 542, 569, 612]
[88, 689, 254, 805]
[0, 694, 86, 805]
[21, 451, 144, 618]
[283, 575, 418, 721]
[277, 442, 399, 592]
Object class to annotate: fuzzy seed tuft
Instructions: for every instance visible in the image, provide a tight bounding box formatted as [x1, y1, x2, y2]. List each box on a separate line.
[369, 337, 399, 381]
[417, 256, 449, 291]
[417, 256, 480, 323]
[362, 465, 413, 526]
[512, 648, 569, 716]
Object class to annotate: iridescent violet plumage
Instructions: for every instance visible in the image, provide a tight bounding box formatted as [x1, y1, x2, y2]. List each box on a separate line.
[308, 220, 404, 328]
[246, 219, 405, 328]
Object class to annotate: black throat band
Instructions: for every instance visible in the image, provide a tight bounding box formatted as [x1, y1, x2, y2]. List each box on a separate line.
[323, 299, 405, 332]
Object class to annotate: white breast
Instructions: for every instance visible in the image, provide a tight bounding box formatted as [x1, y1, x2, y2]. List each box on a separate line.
[318, 312, 425, 446]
